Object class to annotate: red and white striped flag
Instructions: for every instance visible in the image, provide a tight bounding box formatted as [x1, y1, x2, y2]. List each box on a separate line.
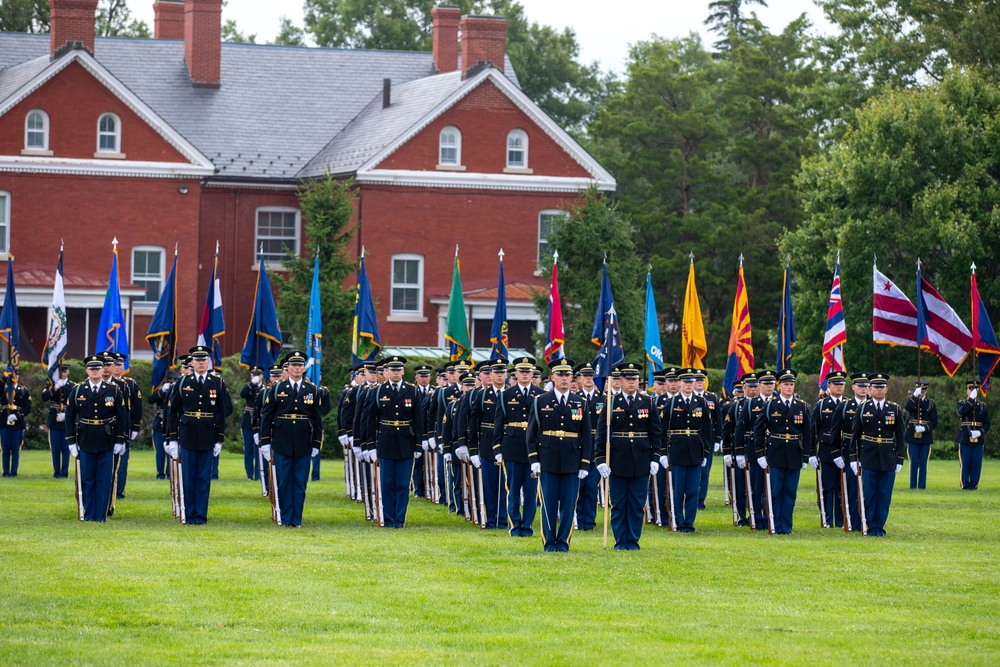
[819, 260, 846, 387]
[873, 264, 918, 347]
[917, 273, 972, 376]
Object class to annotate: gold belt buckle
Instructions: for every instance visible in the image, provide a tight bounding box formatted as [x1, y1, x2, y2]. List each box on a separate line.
[628, 431, 635, 438]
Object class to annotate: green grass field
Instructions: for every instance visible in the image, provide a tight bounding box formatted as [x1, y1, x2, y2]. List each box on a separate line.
[1, 450, 998, 666]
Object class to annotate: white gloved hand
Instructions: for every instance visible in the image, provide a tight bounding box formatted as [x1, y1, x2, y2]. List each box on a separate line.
[428, 437, 437, 449]
[167, 441, 179, 460]
[702, 458, 708, 468]
[850, 461, 859, 475]
[495, 453, 503, 464]
[650, 461, 660, 475]
[578, 469, 588, 480]
[757, 456, 768, 470]
[971, 430, 982, 439]
[912, 386, 922, 398]
[724, 454, 733, 467]
[834, 456, 845, 469]
[456, 446, 469, 462]
[69, 444, 79, 458]
[213, 443, 222, 457]
[161, 382, 172, 393]
[113, 443, 126, 456]
[251, 375, 261, 385]
[260, 445, 271, 461]
[369, 450, 378, 463]
[444, 453, 453, 463]
[714, 441, 722, 453]
[970, 389, 978, 400]
[6, 414, 16, 424]
[339, 434, 349, 446]
[131, 430, 139, 441]
[253, 433, 260, 445]
[414, 451, 422, 459]
[56, 412, 65, 423]
[801, 462, 808, 469]
[597, 463, 611, 478]
[55, 378, 67, 388]
[348, 436, 354, 447]
[352, 446, 362, 458]
[311, 447, 320, 457]
[470, 455, 482, 469]
[421, 440, 429, 452]
[659, 455, 670, 470]
[531, 462, 541, 475]
[895, 464, 903, 473]
[808, 456, 819, 469]
[736, 455, 746, 469]
[914, 425, 926, 433]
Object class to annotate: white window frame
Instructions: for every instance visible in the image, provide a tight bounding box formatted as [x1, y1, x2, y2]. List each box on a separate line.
[537, 209, 566, 266]
[97, 112, 121, 154]
[0, 191, 9, 256]
[131, 245, 166, 305]
[255, 207, 301, 266]
[507, 129, 528, 169]
[24, 109, 49, 151]
[438, 126, 462, 166]
[390, 253, 424, 317]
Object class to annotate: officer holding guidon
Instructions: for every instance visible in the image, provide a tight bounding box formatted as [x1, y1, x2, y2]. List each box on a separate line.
[956, 380, 991, 491]
[0, 366, 31, 478]
[659, 368, 714, 532]
[904, 379, 938, 490]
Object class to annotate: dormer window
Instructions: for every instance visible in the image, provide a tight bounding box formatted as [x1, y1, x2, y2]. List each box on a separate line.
[506, 129, 527, 169]
[439, 126, 461, 166]
[97, 113, 121, 154]
[25, 110, 49, 151]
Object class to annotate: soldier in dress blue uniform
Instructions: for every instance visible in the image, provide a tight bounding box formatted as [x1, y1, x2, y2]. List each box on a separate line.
[595, 362, 662, 550]
[753, 369, 813, 534]
[527, 358, 593, 551]
[469, 358, 509, 530]
[735, 370, 776, 529]
[433, 361, 464, 509]
[849, 372, 904, 535]
[495, 356, 543, 536]
[110, 353, 142, 499]
[693, 370, 723, 510]
[148, 370, 177, 480]
[956, 380, 991, 490]
[260, 351, 323, 527]
[905, 380, 938, 489]
[311, 383, 332, 481]
[42, 364, 74, 478]
[573, 362, 603, 531]
[410, 364, 434, 498]
[0, 367, 31, 478]
[364, 355, 425, 528]
[812, 370, 848, 526]
[722, 375, 749, 525]
[650, 366, 680, 524]
[831, 372, 868, 530]
[66, 355, 127, 521]
[165, 346, 228, 525]
[659, 368, 714, 532]
[239, 367, 264, 481]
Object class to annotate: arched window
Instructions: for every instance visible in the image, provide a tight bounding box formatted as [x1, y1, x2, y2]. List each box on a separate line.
[439, 126, 461, 166]
[507, 129, 528, 169]
[97, 112, 121, 153]
[25, 110, 49, 150]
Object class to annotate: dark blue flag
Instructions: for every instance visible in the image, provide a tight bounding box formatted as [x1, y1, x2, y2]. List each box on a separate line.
[490, 251, 509, 360]
[775, 261, 796, 370]
[146, 248, 178, 389]
[240, 251, 283, 369]
[592, 262, 624, 378]
[97, 240, 129, 369]
[0, 255, 20, 384]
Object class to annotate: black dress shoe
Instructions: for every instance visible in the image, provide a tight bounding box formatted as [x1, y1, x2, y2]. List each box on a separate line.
[697, 502, 706, 510]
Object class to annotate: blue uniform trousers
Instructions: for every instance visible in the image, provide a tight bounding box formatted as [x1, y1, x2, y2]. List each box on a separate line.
[698, 453, 713, 504]
[844, 466, 861, 530]
[504, 460, 538, 536]
[960, 444, 983, 490]
[310, 450, 321, 481]
[1, 429, 23, 476]
[181, 447, 214, 524]
[79, 450, 114, 521]
[153, 429, 167, 478]
[115, 446, 131, 498]
[862, 468, 895, 535]
[672, 464, 700, 530]
[609, 475, 647, 550]
[751, 464, 768, 528]
[769, 466, 800, 534]
[411, 454, 425, 497]
[49, 429, 69, 478]
[575, 460, 599, 530]
[480, 460, 508, 529]
[274, 452, 310, 526]
[242, 428, 259, 480]
[379, 457, 413, 528]
[539, 471, 579, 551]
[908, 442, 930, 489]
[733, 464, 749, 525]
[211, 451, 220, 480]
[820, 463, 844, 527]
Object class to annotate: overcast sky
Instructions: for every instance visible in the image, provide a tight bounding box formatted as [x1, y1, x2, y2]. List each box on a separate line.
[126, 0, 833, 74]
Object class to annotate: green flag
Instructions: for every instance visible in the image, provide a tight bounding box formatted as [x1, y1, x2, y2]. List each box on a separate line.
[445, 251, 472, 361]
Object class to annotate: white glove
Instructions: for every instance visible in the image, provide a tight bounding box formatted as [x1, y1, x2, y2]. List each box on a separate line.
[131, 430, 139, 441]
[530, 462, 541, 475]
[971, 430, 982, 439]
[850, 461, 859, 475]
[260, 445, 271, 461]
[914, 425, 926, 433]
[971, 389, 978, 400]
[714, 441, 722, 453]
[428, 437, 437, 449]
[352, 446, 362, 458]
[312, 447, 320, 457]
[471, 455, 482, 469]
[895, 463, 903, 473]
[348, 436, 355, 447]
[414, 451, 422, 459]
[723, 454, 733, 467]
[113, 443, 126, 455]
[6, 414, 16, 424]
[757, 456, 768, 470]
[253, 433, 260, 445]
[69, 444, 79, 458]
[444, 453, 453, 463]
[251, 375, 261, 385]
[456, 446, 469, 462]
[578, 469, 589, 480]
[162, 382, 172, 393]
[167, 441, 179, 460]
[912, 386, 922, 397]
[56, 378, 67, 388]
[339, 434, 349, 446]
[495, 453, 503, 464]
[369, 449, 378, 463]
[421, 440, 429, 452]
[56, 412, 65, 423]
[834, 456, 845, 469]
[597, 463, 611, 478]
[801, 462, 808, 469]
[659, 455, 669, 470]
[736, 455, 746, 469]
[213, 443, 222, 457]
[650, 461, 660, 475]
[808, 456, 818, 469]
[702, 458, 708, 468]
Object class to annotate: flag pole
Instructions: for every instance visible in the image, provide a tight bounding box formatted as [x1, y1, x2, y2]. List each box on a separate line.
[972, 261, 979, 373]
[916, 257, 922, 382]
[601, 375, 612, 550]
[873, 255, 878, 372]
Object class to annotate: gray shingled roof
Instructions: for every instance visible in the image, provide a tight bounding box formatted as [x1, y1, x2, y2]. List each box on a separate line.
[0, 33, 517, 180]
[0, 54, 49, 105]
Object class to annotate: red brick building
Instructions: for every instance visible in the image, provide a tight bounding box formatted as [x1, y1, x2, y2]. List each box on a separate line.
[0, 1, 614, 361]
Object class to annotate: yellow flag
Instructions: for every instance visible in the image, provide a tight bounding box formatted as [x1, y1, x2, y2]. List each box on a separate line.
[682, 260, 708, 368]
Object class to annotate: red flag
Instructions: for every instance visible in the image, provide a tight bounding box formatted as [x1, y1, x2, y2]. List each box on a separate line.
[544, 254, 564, 363]
[873, 264, 918, 347]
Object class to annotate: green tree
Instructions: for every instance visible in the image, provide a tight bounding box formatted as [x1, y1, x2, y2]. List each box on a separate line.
[784, 69, 1000, 377]
[272, 17, 306, 46]
[0, 0, 49, 33]
[0, 0, 149, 37]
[704, 0, 768, 51]
[96, 0, 150, 38]
[531, 187, 644, 362]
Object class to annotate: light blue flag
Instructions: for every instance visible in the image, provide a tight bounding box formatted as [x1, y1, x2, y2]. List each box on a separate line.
[643, 272, 663, 386]
[97, 241, 129, 369]
[305, 255, 322, 385]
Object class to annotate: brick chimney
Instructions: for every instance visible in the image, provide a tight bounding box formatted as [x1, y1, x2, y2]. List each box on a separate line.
[431, 5, 460, 74]
[460, 15, 507, 78]
[48, 0, 98, 56]
[184, 0, 222, 88]
[154, 0, 185, 40]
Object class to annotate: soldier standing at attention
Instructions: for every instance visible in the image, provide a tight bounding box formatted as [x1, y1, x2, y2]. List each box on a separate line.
[66, 355, 126, 521]
[904, 380, 938, 490]
[813, 371, 847, 526]
[849, 372, 904, 535]
[595, 362, 662, 550]
[239, 367, 264, 482]
[723, 375, 752, 526]
[526, 358, 593, 552]
[111, 353, 142, 499]
[495, 357, 543, 536]
[693, 370, 722, 510]
[148, 371, 176, 481]
[0, 366, 31, 478]
[469, 358, 509, 530]
[659, 368, 714, 532]
[42, 364, 74, 478]
[573, 362, 603, 531]
[957, 380, 990, 490]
